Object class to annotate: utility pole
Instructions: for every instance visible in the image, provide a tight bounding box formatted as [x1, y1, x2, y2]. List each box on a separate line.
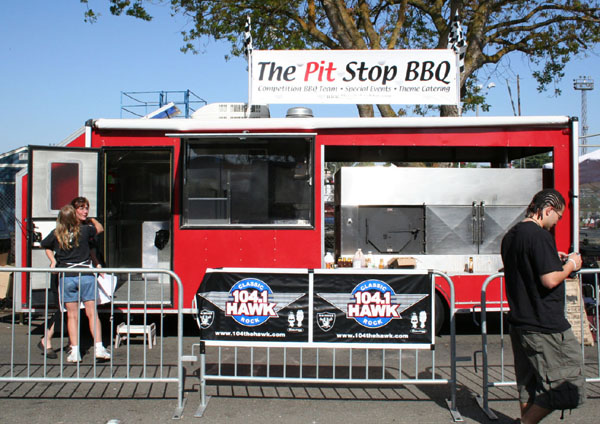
[573, 76, 594, 155]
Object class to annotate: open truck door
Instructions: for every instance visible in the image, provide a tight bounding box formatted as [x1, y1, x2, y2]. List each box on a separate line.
[102, 147, 173, 307]
[27, 146, 101, 307]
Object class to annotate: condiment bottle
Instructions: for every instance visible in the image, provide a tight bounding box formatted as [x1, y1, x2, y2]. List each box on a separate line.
[324, 252, 334, 269]
[366, 251, 373, 268]
[353, 248, 364, 268]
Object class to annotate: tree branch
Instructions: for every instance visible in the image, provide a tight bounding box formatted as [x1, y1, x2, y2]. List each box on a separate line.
[358, 0, 381, 49]
[387, 0, 409, 49]
[288, 0, 339, 48]
[488, 4, 600, 34]
[321, 0, 357, 48]
[331, 0, 369, 48]
[487, 15, 594, 48]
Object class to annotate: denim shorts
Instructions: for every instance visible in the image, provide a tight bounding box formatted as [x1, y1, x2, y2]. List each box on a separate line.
[60, 274, 97, 303]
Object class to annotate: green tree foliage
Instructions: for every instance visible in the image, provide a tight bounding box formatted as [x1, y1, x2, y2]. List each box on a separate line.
[81, 1, 600, 117]
[512, 152, 552, 168]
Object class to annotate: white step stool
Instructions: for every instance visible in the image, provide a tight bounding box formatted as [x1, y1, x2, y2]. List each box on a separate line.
[114, 322, 157, 349]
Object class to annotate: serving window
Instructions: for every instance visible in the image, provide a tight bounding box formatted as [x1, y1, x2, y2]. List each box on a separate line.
[182, 135, 314, 227]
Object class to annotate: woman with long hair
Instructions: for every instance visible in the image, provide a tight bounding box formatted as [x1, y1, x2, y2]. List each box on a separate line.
[40, 204, 110, 362]
[38, 197, 104, 358]
[70, 196, 104, 267]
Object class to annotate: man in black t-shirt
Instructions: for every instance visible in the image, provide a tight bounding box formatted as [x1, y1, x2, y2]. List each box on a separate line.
[501, 189, 584, 424]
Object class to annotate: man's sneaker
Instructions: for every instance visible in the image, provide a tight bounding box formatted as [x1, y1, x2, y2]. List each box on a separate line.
[66, 348, 81, 363]
[95, 345, 111, 360]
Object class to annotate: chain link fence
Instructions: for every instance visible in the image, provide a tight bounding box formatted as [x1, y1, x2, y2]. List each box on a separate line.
[0, 181, 16, 265]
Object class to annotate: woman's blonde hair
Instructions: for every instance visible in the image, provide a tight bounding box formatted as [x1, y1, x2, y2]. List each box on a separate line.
[54, 205, 80, 250]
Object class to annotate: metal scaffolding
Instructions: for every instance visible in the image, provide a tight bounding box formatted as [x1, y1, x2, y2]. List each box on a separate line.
[120, 90, 207, 119]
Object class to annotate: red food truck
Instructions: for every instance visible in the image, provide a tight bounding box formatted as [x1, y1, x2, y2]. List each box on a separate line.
[14, 104, 580, 332]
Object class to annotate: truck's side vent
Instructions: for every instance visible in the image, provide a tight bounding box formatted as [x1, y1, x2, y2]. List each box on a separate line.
[231, 104, 245, 113]
[191, 103, 270, 119]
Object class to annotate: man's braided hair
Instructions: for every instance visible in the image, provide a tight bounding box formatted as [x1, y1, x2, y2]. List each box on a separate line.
[525, 188, 565, 219]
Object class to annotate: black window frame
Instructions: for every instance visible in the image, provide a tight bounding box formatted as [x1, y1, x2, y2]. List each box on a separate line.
[180, 133, 315, 229]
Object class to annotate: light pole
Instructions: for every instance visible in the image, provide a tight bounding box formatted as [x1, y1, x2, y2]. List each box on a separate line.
[573, 76, 594, 155]
[476, 82, 496, 116]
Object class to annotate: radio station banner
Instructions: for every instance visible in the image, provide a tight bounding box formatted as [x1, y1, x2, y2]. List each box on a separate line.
[250, 49, 459, 106]
[196, 269, 434, 346]
[313, 272, 433, 345]
[196, 270, 310, 342]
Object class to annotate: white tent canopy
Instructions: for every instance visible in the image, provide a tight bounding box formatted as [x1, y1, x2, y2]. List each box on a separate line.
[543, 148, 600, 185]
[580, 148, 600, 162]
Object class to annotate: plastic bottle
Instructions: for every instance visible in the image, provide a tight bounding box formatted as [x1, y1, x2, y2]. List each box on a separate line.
[324, 252, 334, 269]
[353, 248, 364, 268]
[379, 258, 385, 269]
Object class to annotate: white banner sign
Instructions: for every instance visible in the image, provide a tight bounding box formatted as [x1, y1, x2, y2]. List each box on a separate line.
[250, 50, 459, 106]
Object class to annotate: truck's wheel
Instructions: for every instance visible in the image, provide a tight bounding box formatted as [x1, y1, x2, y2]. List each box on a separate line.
[435, 293, 446, 335]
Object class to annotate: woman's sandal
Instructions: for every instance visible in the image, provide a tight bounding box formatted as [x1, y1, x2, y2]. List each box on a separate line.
[37, 339, 58, 359]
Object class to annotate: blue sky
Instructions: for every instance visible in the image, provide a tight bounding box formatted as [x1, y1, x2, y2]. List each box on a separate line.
[1, 1, 599, 154]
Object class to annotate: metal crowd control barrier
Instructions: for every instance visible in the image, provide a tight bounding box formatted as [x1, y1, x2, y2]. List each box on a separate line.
[0, 267, 186, 419]
[476, 269, 600, 420]
[195, 270, 463, 422]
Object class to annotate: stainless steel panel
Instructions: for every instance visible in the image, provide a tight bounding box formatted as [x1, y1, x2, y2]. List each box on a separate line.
[337, 167, 542, 206]
[339, 206, 360, 255]
[425, 205, 526, 255]
[426, 206, 475, 254]
[340, 206, 424, 255]
[479, 206, 527, 254]
[142, 221, 171, 269]
[142, 221, 171, 284]
[334, 166, 541, 264]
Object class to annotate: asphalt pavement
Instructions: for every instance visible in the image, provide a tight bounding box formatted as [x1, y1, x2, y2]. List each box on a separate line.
[1, 313, 598, 424]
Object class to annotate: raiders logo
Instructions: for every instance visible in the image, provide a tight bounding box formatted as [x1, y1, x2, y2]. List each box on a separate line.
[317, 312, 336, 332]
[199, 309, 215, 329]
